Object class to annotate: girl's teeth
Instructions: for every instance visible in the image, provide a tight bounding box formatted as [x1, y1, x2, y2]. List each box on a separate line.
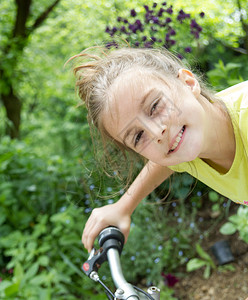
[176, 136, 181, 142]
[170, 127, 184, 151]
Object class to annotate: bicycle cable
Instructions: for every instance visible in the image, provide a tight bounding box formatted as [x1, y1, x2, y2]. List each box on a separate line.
[133, 285, 155, 300]
[97, 277, 115, 299]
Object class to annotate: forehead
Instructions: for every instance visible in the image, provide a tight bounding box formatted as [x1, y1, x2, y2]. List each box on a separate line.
[109, 69, 165, 106]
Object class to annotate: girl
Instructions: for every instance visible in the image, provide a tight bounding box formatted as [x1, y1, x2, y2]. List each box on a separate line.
[70, 47, 248, 253]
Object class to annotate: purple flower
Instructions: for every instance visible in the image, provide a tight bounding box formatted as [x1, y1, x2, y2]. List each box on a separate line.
[135, 19, 142, 27]
[153, 2, 157, 8]
[161, 273, 179, 287]
[123, 19, 128, 24]
[105, 41, 118, 49]
[158, 8, 165, 17]
[151, 36, 157, 42]
[170, 28, 176, 36]
[190, 19, 202, 31]
[177, 53, 184, 60]
[165, 17, 172, 23]
[190, 19, 202, 39]
[129, 24, 136, 33]
[142, 36, 147, 41]
[130, 9, 137, 17]
[200, 12, 205, 18]
[134, 41, 140, 47]
[191, 31, 200, 39]
[165, 33, 170, 41]
[110, 26, 118, 37]
[152, 16, 159, 24]
[144, 41, 153, 48]
[177, 9, 190, 23]
[166, 6, 173, 15]
[120, 26, 126, 33]
[117, 16, 122, 22]
[184, 46, 192, 53]
[162, 2, 167, 5]
[144, 5, 149, 12]
[190, 19, 198, 28]
[145, 12, 151, 23]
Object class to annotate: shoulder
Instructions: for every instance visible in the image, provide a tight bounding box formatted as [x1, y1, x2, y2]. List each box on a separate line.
[216, 81, 248, 110]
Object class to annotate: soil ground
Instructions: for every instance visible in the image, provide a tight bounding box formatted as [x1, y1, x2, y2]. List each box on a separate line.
[173, 212, 248, 300]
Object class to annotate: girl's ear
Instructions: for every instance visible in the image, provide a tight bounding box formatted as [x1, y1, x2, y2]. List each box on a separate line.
[178, 69, 201, 97]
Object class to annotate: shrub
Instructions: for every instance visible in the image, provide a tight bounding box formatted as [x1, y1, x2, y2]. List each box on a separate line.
[105, 2, 205, 59]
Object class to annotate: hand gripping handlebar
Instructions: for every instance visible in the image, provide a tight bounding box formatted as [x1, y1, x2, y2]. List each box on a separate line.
[82, 227, 160, 300]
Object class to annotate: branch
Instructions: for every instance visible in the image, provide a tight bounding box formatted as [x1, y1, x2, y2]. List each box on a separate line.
[30, 0, 61, 33]
[215, 37, 247, 55]
[13, 0, 32, 38]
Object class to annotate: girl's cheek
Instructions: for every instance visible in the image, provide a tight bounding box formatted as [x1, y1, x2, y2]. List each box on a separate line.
[137, 137, 150, 155]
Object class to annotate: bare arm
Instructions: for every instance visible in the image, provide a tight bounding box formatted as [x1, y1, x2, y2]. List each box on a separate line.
[82, 161, 173, 252]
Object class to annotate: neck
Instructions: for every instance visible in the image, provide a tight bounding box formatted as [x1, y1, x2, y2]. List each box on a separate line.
[199, 98, 236, 172]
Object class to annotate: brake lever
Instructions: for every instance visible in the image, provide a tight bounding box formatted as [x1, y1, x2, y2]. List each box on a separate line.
[82, 247, 108, 277]
[82, 227, 124, 278]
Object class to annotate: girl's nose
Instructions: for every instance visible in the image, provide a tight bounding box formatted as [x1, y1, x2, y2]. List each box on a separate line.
[157, 125, 167, 144]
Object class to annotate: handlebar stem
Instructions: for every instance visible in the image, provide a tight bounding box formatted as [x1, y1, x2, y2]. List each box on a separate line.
[107, 248, 139, 299]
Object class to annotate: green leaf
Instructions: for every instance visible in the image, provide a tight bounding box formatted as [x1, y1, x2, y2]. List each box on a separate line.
[24, 262, 39, 281]
[186, 258, 206, 272]
[14, 262, 24, 281]
[209, 191, 219, 202]
[220, 222, 236, 235]
[229, 215, 240, 224]
[0, 280, 12, 292]
[196, 243, 212, 262]
[39, 288, 51, 300]
[0, 212, 7, 225]
[29, 274, 47, 286]
[59, 251, 84, 277]
[203, 264, 211, 279]
[4, 281, 20, 297]
[38, 255, 49, 266]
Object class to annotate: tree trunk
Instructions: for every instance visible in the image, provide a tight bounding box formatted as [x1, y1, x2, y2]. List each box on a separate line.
[0, 0, 61, 139]
[1, 87, 22, 139]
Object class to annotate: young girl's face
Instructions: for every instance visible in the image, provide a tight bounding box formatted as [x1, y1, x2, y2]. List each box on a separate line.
[102, 69, 210, 166]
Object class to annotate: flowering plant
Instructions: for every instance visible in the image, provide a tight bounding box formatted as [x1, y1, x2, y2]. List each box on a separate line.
[105, 2, 205, 58]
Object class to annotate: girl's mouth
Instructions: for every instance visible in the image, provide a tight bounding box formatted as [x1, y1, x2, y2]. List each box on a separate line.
[168, 126, 186, 154]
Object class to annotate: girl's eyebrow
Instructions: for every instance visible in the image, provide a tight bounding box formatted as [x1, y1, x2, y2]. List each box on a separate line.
[122, 88, 157, 145]
[138, 88, 158, 110]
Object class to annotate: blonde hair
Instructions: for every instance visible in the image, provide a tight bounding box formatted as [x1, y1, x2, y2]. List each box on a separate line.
[68, 47, 217, 181]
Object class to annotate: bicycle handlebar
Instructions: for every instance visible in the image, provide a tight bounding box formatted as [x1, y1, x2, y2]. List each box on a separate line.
[82, 227, 160, 300]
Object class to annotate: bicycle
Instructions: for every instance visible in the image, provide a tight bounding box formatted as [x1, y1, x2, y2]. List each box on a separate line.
[82, 227, 160, 300]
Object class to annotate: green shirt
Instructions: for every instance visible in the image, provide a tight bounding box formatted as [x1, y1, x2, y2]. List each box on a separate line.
[169, 81, 248, 205]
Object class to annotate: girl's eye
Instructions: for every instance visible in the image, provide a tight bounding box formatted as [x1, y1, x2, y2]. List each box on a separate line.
[134, 130, 144, 147]
[150, 99, 160, 116]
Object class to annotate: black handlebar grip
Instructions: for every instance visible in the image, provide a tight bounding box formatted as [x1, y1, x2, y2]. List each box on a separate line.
[98, 227, 125, 248]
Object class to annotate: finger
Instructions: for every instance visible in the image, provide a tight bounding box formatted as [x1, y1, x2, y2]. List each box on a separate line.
[82, 215, 96, 250]
[85, 223, 106, 252]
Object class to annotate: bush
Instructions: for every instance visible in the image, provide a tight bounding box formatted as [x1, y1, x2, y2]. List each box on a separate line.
[0, 137, 109, 299]
[105, 2, 205, 59]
